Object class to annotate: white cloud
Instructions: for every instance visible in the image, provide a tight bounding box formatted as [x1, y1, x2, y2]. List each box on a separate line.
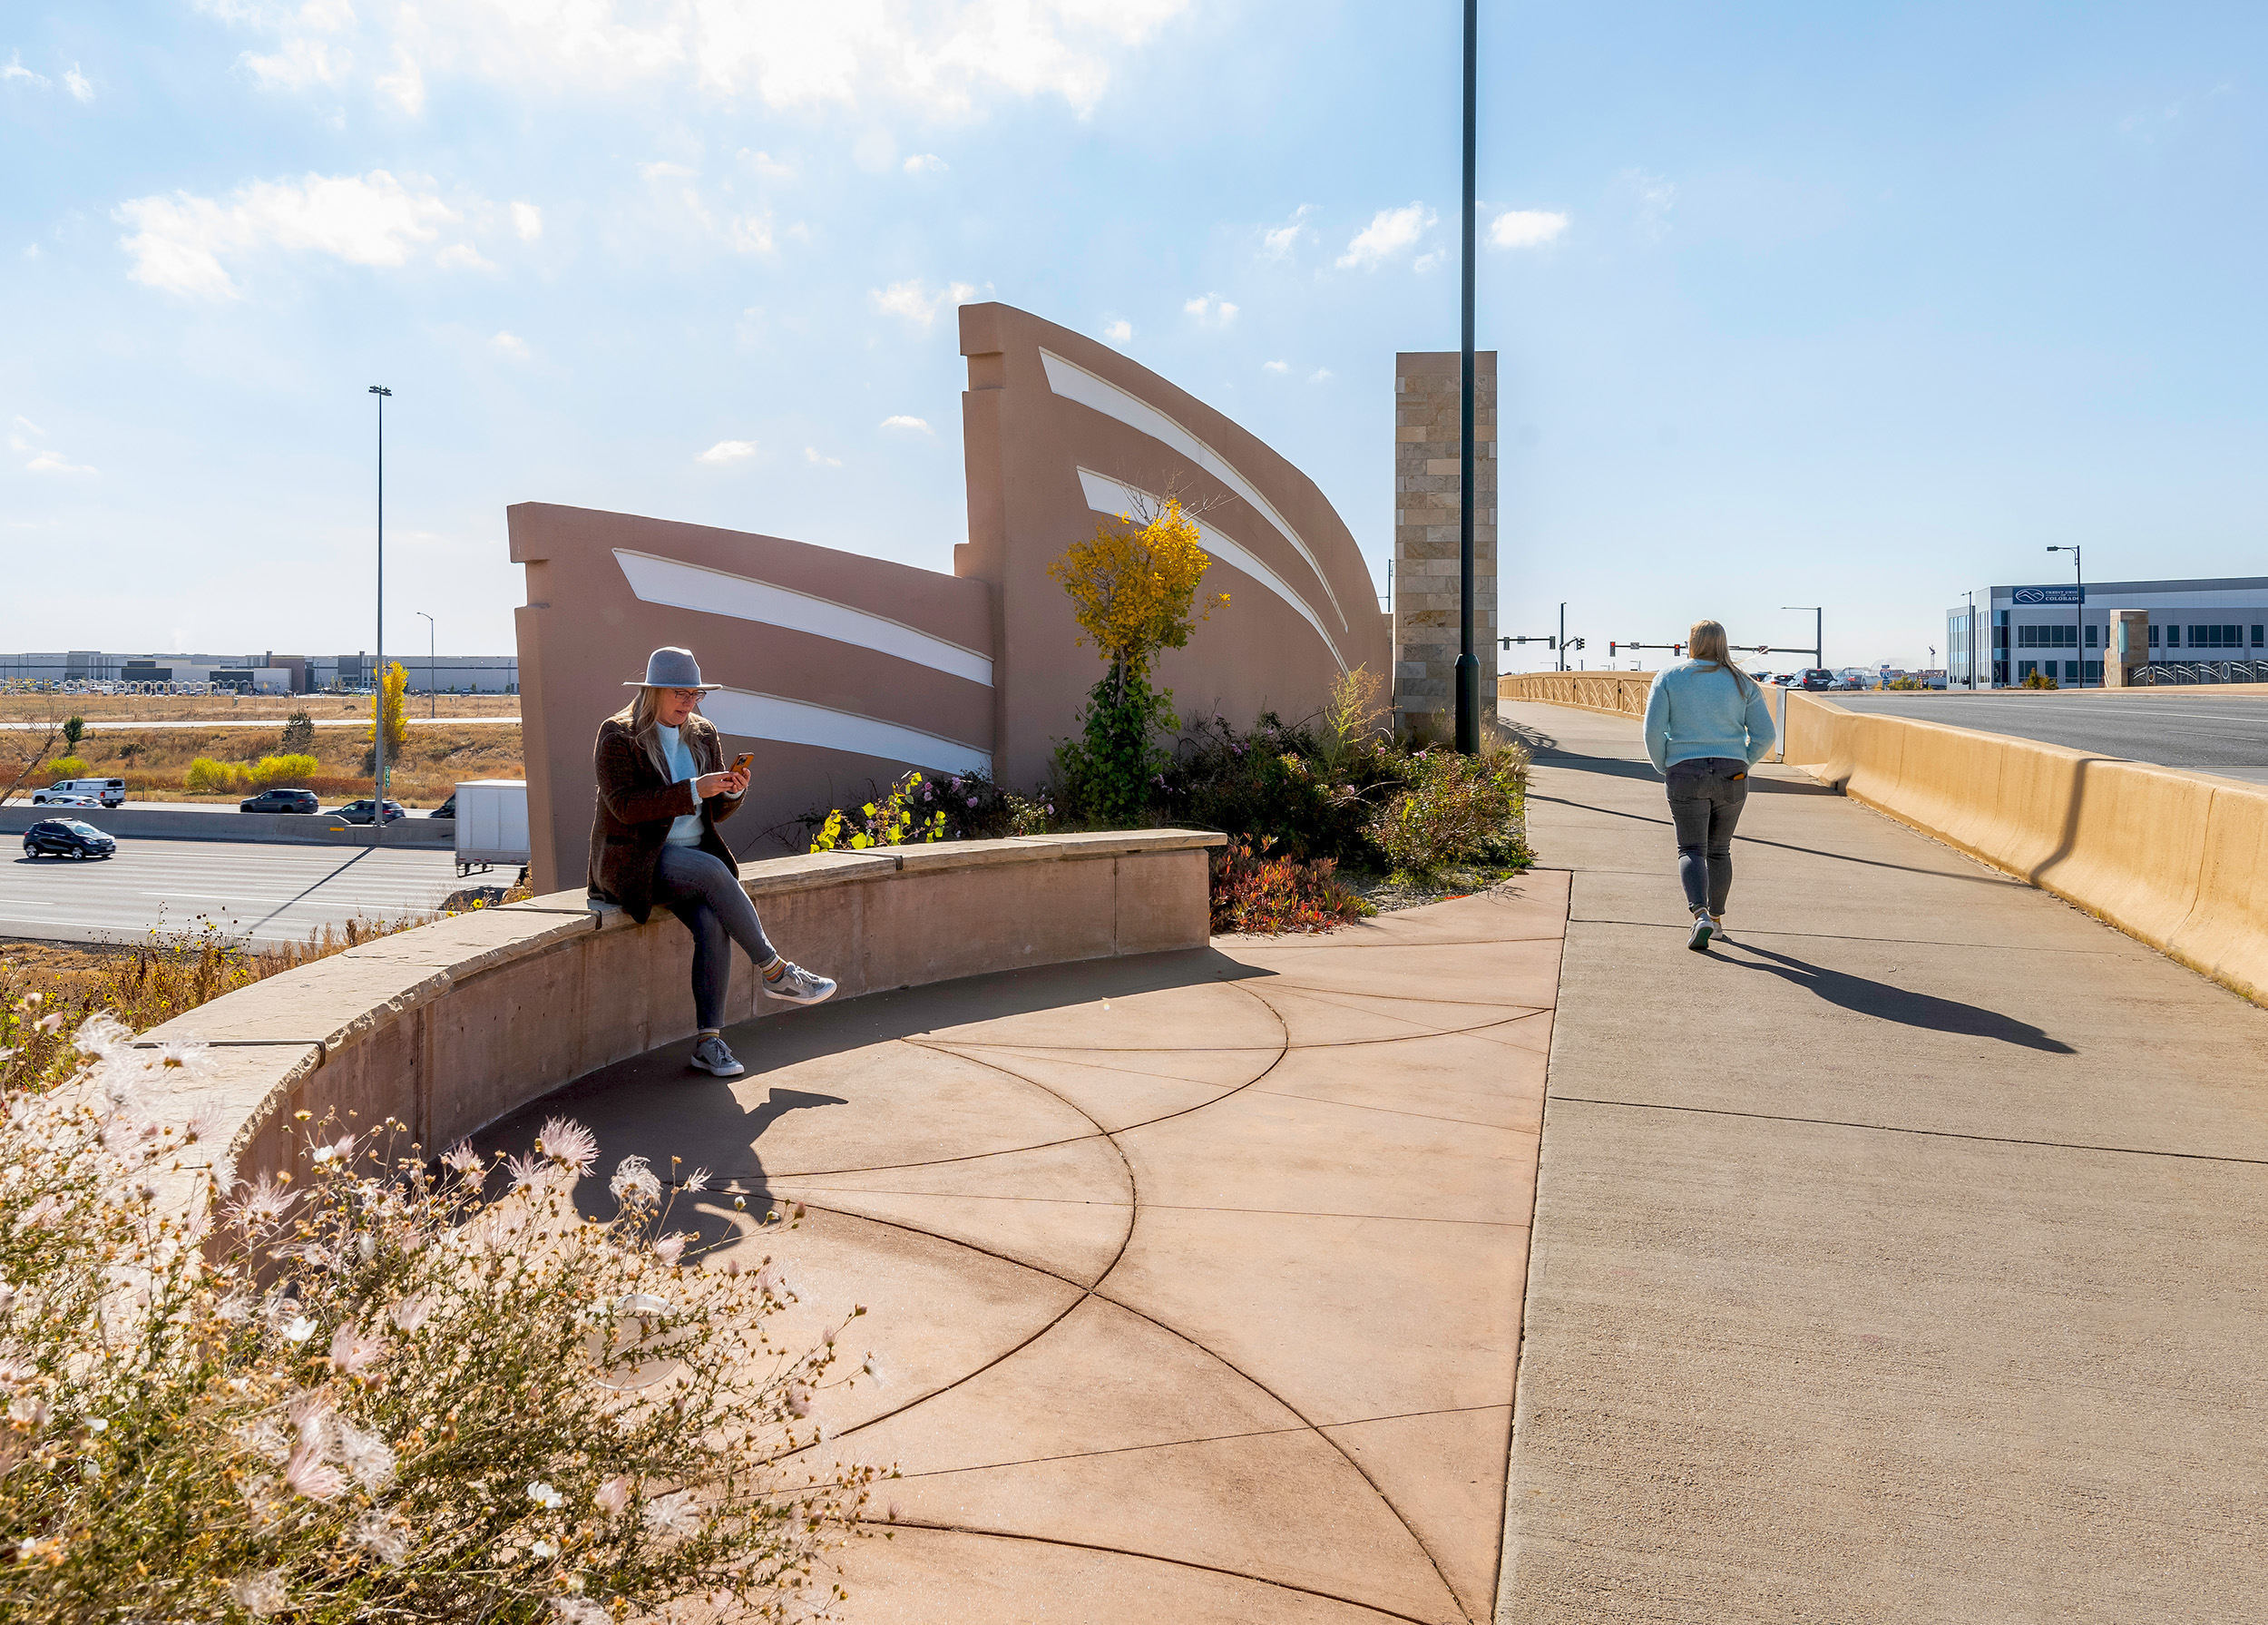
[904, 152, 948, 176]
[872, 277, 976, 327]
[1309, 367, 1333, 384]
[114, 169, 464, 299]
[199, 0, 1192, 118]
[1412, 249, 1446, 274]
[804, 446, 842, 467]
[511, 201, 543, 240]
[1183, 293, 1237, 327]
[879, 415, 933, 434]
[491, 330, 531, 359]
[21, 243, 40, 260]
[728, 212, 775, 254]
[1262, 359, 1287, 375]
[1101, 318, 1131, 343]
[1490, 208, 1568, 250]
[640, 160, 696, 181]
[10, 416, 95, 475]
[63, 64, 93, 103]
[698, 439, 758, 464]
[1261, 203, 1313, 259]
[376, 50, 424, 113]
[1621, 169, 1675, 245]
[738, 148, 795, 179]
[435, 241, 494, 271]
[1337, 201, 1436, 270]
[2, 51, 45, 88]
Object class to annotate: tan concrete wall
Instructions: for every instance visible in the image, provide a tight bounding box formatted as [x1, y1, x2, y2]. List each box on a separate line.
[139, 829, 1223, 1207]
[1500, 670, 1784, 761]
[1393, 352, 1496, 741]
[959, 303, 1393, 789]
[1783, 691, 2268, 1005]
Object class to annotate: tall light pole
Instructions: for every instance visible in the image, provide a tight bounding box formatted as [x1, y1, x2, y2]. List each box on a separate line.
[2047, 545, 2084, 685]
[1964, 589, 1977, 690]
[369, 385, 391, 841]
[415, 611, 435, 720]
[1452, 0, 1481, 755]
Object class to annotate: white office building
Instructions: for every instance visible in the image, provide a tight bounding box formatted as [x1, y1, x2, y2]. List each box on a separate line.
[1947, 576, 2268, 690]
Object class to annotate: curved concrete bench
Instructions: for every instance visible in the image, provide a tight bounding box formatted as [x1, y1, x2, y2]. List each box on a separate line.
[138, 829, 1222, 1193]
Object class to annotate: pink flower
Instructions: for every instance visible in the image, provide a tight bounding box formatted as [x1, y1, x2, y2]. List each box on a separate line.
[387, 1294, 431, 1334]
[284, 1443, 345, 1502]
[440, 1142, 485, 1180]
[594, 1475, 633, 1517]
[535, 1117, 598, 1175]
[227, 1176, 296, 1230]
[328, 1320, 390, 1377]
[653, 1233, 687, 1267]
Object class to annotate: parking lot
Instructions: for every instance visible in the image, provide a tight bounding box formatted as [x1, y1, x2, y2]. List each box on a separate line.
[2, 837, 482, 946]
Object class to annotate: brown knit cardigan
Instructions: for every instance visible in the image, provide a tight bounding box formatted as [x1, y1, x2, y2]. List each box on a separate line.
[585, 712, 744, 924]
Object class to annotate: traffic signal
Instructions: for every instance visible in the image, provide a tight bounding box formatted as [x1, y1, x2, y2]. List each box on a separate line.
[1608, 641, 1618, 656]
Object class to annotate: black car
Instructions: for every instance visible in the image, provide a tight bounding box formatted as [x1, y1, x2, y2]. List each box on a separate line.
[331, 798, 408, 825]
[240, 788, 320, 814]
[23, 819, 117, 860]
[430, 792, 455, 820]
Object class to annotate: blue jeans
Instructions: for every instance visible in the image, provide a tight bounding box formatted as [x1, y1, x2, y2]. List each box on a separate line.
[653, 844, 777, 1032]
[1666, 757, 1749, 916]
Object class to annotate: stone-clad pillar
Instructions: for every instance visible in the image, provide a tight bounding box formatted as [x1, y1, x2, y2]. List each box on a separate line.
[1393, 351, 1497, 743]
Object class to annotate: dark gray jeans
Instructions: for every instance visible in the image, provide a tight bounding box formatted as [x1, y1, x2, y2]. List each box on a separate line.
[1666, 757, 1750, 916]
[653, 843, 777, 1032]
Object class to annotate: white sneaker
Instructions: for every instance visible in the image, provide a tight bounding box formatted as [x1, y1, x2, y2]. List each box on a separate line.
[689, 1034, 744, 1077]
[1710, 915, 1728, 941]
[762, 959, 836, 1006]
[1686, 914, 1716, 953]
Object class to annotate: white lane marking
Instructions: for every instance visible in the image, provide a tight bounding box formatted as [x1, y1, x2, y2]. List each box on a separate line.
[612, 550, 992, 686]
[1076, 467, 1346, 675]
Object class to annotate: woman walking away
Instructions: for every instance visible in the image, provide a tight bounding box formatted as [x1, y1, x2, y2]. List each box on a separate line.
[1641, 622, 1777, 953]
[589, 647, 836, 1077]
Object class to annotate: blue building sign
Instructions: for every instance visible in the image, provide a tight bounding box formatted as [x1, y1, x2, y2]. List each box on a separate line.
[2012, 585, 2081, 605]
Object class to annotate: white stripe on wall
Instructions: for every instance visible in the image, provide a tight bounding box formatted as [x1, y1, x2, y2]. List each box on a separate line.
[1075, 468, 1347, 675]
[1041, 348, 1348, 632]
[612, 550, 993, 687]
[701, 687, 992, 777]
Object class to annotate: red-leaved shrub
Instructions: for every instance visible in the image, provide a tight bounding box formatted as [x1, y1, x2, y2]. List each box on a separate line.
[1209, 837, 1371, 935]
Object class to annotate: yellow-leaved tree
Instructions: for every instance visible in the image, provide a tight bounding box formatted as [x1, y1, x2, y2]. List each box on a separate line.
[1046, 496, 1227, 822]
[366, 661, 410, 787]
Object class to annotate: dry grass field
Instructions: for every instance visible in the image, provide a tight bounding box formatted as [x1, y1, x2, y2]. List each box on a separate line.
[5, 720, 523, 807]
[0, 691, 518, 724]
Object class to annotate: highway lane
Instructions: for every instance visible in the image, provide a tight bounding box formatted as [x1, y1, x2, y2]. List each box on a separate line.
[1, 838, 483, 946]
[1833, 691, 2268, 783]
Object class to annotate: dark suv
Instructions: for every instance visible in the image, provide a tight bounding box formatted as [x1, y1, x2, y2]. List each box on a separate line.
[23, 819, 117, 860]
[331, 798, 408, 825]
[240, 788, 320, 814]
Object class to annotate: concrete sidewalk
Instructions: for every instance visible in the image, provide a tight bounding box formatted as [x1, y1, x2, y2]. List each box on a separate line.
[483, 882, 1566, 1621]
[1497, 702, 2268, 1623]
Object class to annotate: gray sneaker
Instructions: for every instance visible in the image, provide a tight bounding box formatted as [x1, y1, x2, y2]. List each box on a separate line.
[762, 959, 836, 1006]
[1686, 913, 1715, 953]
[689, 1035, 744, 1077]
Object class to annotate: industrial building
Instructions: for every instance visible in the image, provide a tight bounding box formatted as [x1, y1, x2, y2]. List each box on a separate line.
[1946, 576, 2268, 689]
[0, 651, 518, 694]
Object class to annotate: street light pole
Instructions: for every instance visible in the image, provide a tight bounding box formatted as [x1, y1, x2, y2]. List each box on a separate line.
[1783, 606, 1823, 674]
[1558, 602, 1567, 672]
[2048, 545, 2084, 684]
[1452, 0, 1481, 755]
[415, 612, 435, 720]
[369, 385, 391, 843]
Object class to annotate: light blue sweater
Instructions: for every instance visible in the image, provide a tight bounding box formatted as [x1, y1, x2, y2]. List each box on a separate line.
[1642, 661, 1776, 773]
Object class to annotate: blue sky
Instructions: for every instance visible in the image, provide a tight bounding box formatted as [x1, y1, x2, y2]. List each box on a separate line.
[4, 1, 2263, 673]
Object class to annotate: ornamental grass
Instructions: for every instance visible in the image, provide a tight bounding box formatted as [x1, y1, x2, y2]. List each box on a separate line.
[0, 1017, 882, 1621]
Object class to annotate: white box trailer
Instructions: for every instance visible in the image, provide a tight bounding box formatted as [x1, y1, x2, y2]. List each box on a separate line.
[453, 779, 530, 875]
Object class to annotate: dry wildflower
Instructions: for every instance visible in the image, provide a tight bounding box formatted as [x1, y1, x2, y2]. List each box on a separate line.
[336, 1417, 396, 1492]
[327, 1318, 389, 1377]
[284, 1442, 347, 1502]
[229, 1570, 289, 1617]
[610, 1154, 662, 1209]
[594, 1475, 633, 1517]
[641, 1488, 700, 1538]
[387, 1292, 431, 1334]
[226, 1175, 296, 1230]
[534, 1117, 598, 1176]
[652, 1233, 687, 1268]
[440, 1141, 485, 1180]
[680, 1166, 711, 1194]
[352, 1509, 411, 1565]
[552, 1601, 610, 1624]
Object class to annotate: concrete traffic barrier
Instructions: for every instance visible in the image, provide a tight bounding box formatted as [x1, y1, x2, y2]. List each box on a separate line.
[1784, 691, 2268, 1007]
[0, 803, 454, 847]
[133, 828, 1225, 1216]
[1499, 670, 1784, 762]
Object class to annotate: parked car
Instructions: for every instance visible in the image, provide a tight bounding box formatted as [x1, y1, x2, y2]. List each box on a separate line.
[330, 798, 408, 825]
[34, 791, 103, 808]
[23, 818, 116, 860]
[34, 777, 125, 808]
[239, 788, 320, 814]
[1794, 669, 1836, 690]
[430, 792, 456, 820]
[1772, 672, 1796, 685]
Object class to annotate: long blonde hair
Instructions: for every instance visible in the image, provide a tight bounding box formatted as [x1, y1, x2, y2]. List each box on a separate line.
[1688, 620, 1752, 696]
[610, 688, 676, 780]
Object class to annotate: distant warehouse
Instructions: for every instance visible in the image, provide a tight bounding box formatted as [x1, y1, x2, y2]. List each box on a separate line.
[0, 651, 519, 695]
[1948, 577, 2268, 690]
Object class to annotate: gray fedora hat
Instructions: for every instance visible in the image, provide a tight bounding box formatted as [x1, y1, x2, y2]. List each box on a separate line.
[624, 646, 721, 690]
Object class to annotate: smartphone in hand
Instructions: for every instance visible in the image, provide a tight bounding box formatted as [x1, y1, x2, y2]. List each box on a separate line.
[730, 752, 754, 776]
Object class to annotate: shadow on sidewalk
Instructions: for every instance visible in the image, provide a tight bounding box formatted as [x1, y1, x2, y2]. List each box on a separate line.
[1717, 942, 2076, 1052]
